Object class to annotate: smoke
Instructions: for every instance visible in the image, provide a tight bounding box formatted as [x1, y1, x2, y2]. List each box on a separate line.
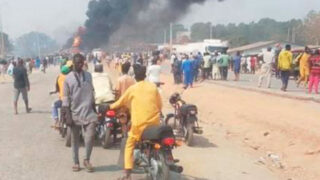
[82, 0, 224, 50]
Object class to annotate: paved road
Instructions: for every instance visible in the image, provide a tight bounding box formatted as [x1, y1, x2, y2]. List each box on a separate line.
[0, 66, 279, 180]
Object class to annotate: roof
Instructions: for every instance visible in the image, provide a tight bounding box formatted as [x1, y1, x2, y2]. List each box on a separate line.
[228, 41, 275, 54]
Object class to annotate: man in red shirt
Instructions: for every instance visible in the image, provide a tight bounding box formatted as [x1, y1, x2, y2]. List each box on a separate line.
[250, 55, 257, 74]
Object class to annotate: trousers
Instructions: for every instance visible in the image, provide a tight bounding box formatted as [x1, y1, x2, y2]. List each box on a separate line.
[71, 122, 96, 164]
[258, 64, 272, 88]
[308, 74, 320, 94]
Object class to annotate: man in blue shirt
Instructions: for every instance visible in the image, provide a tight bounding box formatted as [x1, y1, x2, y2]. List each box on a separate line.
[182, 55, 194, 89]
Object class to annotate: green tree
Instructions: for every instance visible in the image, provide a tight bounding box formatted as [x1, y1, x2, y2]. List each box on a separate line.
[15, 32, 58, 58]
[0, 32, 13, 57]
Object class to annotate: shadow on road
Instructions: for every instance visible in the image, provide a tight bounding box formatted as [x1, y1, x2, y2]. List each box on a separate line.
[94, 164, 122, 173]
[181, 174, 210, 180]
[191, 135, 218, 148]
[31, 110, 51, 114]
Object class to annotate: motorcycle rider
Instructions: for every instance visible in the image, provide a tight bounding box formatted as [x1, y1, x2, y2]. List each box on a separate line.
[92, 63, 115, 105]
[50, 63, 73, 129]
[109, 64, 162, 180]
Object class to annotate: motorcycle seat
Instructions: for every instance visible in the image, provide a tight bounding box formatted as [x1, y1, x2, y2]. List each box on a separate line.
[180, 104, 197, 115]
[141, 125, 174, 141]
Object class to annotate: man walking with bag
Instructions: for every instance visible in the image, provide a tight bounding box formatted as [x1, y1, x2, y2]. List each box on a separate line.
[62, 54, 97, 172]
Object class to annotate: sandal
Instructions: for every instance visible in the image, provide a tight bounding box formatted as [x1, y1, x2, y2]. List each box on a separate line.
[72, 164, 80, 172]
[83, 160, 94, 172]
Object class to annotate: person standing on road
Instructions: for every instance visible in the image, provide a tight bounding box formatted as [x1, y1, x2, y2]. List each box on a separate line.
[192, 54, 201, 82]
[62, 54, 97, 172]
[308, 49, 320, 94]
[172, 56, 182, 84]
[218, 51, 230, 80]
[12, 59, 31, 114]
[258, 47, 274, 88]
[146, 58, 161, 84]
[233, 51, 242, 81]
[295, 46, 311, 88]
[250, 55, 257, 74]
[182, 55, 194, 88]
[109, 64, 162, 180]
[278, 44, 293, 92]
[203, 52, 211, 80]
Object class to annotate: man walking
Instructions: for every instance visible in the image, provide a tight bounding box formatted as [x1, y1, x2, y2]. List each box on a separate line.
[278, 44, 293, 92]
[13, 59, 31, 114]
[62, 54, 97, 172]
[258, 47, 274, 88]
[218, 51, 230, 80]
[182, 55, 194, 88]
[295, 46, 311, 88]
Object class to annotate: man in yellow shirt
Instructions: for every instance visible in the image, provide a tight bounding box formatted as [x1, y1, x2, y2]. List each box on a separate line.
[296, 47, 311, 88]
[278, 44, 293, 91]
[109, 64, 162, 180]
[50, 64, 72, 129]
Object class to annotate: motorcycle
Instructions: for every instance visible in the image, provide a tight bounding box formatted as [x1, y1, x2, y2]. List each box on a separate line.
[134, 125, 183, 180]
[97, 104, 122, 149]
[165, 93, 203, 146]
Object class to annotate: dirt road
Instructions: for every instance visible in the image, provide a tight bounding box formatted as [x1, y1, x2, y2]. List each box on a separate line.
[0, 66, 279, 180]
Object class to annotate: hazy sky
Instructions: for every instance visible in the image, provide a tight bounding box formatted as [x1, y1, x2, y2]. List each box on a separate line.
[1, 0, 320, 41]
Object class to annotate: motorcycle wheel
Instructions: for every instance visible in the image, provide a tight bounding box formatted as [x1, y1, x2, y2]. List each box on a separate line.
[65, 127, 71, 147]
[60, 122, 67, 138]
[101, 127, 112, 149]
[185, 123, 194, 146]
[148, 152, 170, 180]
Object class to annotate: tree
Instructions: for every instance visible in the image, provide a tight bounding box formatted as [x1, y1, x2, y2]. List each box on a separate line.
[15, 32, 58, 58]
[190, 22, 211, 41]
[0, 32, 13, 57]
[304, 11, 320, 45]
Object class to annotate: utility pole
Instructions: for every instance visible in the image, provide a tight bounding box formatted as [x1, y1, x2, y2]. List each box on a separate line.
[210, 26, 213, 39]
[36, 33, 41, 58]
[0, 7, 5, 59]
[163, 29, 167, 45]
[292, 27, 296, 44]
[170, 23, 173, 55]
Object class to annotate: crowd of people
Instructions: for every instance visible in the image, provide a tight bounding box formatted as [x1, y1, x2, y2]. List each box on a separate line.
[45, 51, 164, 180]
[170, 44, 320, 93]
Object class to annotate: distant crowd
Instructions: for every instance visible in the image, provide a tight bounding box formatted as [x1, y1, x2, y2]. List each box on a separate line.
[170, 44, 320, 93]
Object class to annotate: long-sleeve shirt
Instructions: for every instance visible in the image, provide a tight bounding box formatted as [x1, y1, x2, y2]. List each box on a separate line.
[110, 81, 162, 140]
[182, 59, 193, 73]
[92, 72, 115, 104]
[62, 71, 98, 125]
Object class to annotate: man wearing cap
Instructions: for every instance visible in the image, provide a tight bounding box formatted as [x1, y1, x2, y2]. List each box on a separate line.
[258, 47, 274, 88]
[109, 64, 162, 180]
[50, 63, 73, 129]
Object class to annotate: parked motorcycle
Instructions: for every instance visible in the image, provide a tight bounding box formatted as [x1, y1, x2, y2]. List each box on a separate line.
[165, 93, 203, 146]
[134, 125, 183, 180]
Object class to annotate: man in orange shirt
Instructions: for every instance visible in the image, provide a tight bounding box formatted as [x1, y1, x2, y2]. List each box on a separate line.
[115, 62, 135, 99]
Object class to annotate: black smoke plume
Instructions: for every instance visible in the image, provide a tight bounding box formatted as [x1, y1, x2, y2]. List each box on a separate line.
[82, 0, 224, 50]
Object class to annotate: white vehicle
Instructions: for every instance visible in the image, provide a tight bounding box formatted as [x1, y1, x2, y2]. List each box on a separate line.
[172, 39, 228, 55]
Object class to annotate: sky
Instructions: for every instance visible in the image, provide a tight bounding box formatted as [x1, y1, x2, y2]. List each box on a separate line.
[1, 0, 320, 43]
